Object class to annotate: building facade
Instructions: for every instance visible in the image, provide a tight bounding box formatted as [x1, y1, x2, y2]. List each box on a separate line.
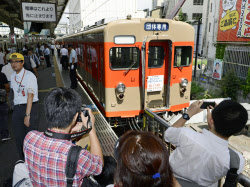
[67, 0, 155, 34]
[201, 0, 220, 62]
[201, 0, 250, 79]
[182, 0, 204, 22]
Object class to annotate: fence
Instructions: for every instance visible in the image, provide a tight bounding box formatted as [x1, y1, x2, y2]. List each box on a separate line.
[223, 46, 250, 80]
[143, 109, 250, 187]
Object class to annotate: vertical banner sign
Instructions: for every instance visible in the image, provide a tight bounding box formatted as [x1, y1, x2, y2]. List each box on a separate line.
[212, 59, 223, 80]
[237, 0, 250, 37]
[9, 33, 17, 45]
[21, 2, 56, 22]
[25, 34, 29, 44]
[218, 0, 250, 41]
[147, 75, 164, 92]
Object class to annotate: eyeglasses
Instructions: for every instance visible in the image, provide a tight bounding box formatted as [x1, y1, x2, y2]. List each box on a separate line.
[11, 60, 22, 64]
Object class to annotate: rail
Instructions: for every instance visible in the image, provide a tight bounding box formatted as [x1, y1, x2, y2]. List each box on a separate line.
[143, 109, 250, 187]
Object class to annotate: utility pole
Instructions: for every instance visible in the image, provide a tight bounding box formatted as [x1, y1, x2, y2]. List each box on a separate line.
[194, 18, 201, 78]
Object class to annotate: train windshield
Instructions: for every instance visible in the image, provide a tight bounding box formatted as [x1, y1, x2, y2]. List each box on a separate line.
[174, 46, 192, 67]
[110, 47, 140, 69]
[148, 46, 164, 68]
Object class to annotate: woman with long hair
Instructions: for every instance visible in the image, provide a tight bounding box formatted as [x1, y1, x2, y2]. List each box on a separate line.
[114, 130, 180, 187]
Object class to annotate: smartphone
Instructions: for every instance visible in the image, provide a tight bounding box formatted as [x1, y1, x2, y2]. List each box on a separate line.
[200, 101, 216, 109]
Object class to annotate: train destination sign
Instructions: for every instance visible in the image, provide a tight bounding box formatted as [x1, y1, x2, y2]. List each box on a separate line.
[144, 22, 169, 31]
[21, 2, 56, 22]
[147, 75, 164, 92]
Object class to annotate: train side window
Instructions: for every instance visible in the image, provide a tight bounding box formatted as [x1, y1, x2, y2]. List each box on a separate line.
[174, 46, 192, 67]
[148, 46, 164, 68]
[110, 47, 140, 69]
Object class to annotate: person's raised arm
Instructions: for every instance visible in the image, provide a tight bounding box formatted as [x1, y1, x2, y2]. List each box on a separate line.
[172, 100, 204, 128]
[71, 108, 104, 164]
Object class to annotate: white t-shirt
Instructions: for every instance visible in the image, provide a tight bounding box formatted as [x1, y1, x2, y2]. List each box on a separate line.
[44, 48, 50, 56]
[69, 49, 78, 63]
[164, 127, 245, 186]
[60, 48, 68, 56]
[1, 63, 14, 81]
[0, 52, 5, 65]
[11, 68, 38, 105]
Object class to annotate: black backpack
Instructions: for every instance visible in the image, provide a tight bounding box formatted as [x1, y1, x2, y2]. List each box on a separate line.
[66, 146, 101, 187]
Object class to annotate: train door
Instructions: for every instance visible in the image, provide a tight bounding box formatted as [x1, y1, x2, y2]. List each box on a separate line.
[143, 38, 171, 110]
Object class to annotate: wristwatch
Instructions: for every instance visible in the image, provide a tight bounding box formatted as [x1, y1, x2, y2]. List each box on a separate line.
[182, 113, 190, 120]
[25, 113, 30, 117]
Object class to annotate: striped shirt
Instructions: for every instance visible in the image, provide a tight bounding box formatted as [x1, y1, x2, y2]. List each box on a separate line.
[24, 130, 103, 187]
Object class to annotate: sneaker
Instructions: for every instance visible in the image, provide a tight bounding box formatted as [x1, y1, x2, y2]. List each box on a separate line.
[1, 130, 11, 141]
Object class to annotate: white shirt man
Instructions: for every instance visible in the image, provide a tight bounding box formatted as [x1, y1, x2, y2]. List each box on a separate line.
[60, 47, 68, 70]
[68, 45, 78, 89]
[44, 48, 50, 56]
[10, 53, 39, 160]
[69, 48, 77, 64]
[11, 67, 38, 105]
[50, 44, 55, 50]
[164, 100, 246, 187]
[165, 127, 245, 186]
[60, 47, 68, 56]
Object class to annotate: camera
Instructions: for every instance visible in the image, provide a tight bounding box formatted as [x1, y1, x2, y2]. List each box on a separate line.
[77, 105, 92, 129]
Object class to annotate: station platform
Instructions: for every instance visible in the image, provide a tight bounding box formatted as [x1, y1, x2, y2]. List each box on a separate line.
[54, 51, 118, 156]
[0, 52, 118, 185]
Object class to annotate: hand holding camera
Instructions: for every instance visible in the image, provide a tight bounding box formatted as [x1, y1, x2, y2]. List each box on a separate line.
[71, 106, 95, 133]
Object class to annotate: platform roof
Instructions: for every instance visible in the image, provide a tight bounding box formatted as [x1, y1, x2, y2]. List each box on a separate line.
[0, 0, 69, 37]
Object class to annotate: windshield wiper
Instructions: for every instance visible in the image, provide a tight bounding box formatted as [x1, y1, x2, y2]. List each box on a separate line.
[124, 61, 136, 75]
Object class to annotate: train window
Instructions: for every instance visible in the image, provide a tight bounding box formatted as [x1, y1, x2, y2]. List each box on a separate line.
[174, 46, 192, 67]
[109, 47, 140, 69]
[148, 46, 164, 68]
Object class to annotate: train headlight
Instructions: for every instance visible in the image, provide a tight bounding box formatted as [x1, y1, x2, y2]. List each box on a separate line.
[116, 83, 126, 93]
[180, 78, 188, 87]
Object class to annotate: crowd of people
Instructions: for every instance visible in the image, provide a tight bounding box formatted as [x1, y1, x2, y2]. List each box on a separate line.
[21, 88, 250, 186]
[0, 42, 248, 187]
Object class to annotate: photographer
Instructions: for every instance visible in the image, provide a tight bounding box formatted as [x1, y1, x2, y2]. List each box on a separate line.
[23, 87, 103, 186]
[164, 100, 247, 186]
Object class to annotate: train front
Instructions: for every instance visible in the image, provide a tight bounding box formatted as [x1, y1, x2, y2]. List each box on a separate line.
[103, 18, 195, 118]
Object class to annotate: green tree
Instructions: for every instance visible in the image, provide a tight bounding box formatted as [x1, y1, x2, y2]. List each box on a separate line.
[241, 68, 250, 98]
[178, 9, 187, 22]
[220, 70, 240, 101]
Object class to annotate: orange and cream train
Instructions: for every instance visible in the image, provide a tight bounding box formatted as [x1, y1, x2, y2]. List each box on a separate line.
[56, 18, 194, 119]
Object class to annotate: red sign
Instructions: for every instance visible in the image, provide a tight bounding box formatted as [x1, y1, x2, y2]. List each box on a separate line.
[9, 33, 16, 45]
[25, 34, 29, 43]
[218, 0, 250, 41]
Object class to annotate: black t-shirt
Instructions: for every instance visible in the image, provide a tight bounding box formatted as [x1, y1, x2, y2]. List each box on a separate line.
[0, 72, 8, 89]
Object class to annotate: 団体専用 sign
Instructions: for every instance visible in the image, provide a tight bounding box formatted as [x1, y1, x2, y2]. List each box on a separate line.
[147, 75, 164, 92]
[144, 22, 169, 31]
[21, 2, 56, 22]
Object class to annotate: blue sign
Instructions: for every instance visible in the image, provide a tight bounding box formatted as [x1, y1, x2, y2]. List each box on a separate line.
[144, 22, 169, 31]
